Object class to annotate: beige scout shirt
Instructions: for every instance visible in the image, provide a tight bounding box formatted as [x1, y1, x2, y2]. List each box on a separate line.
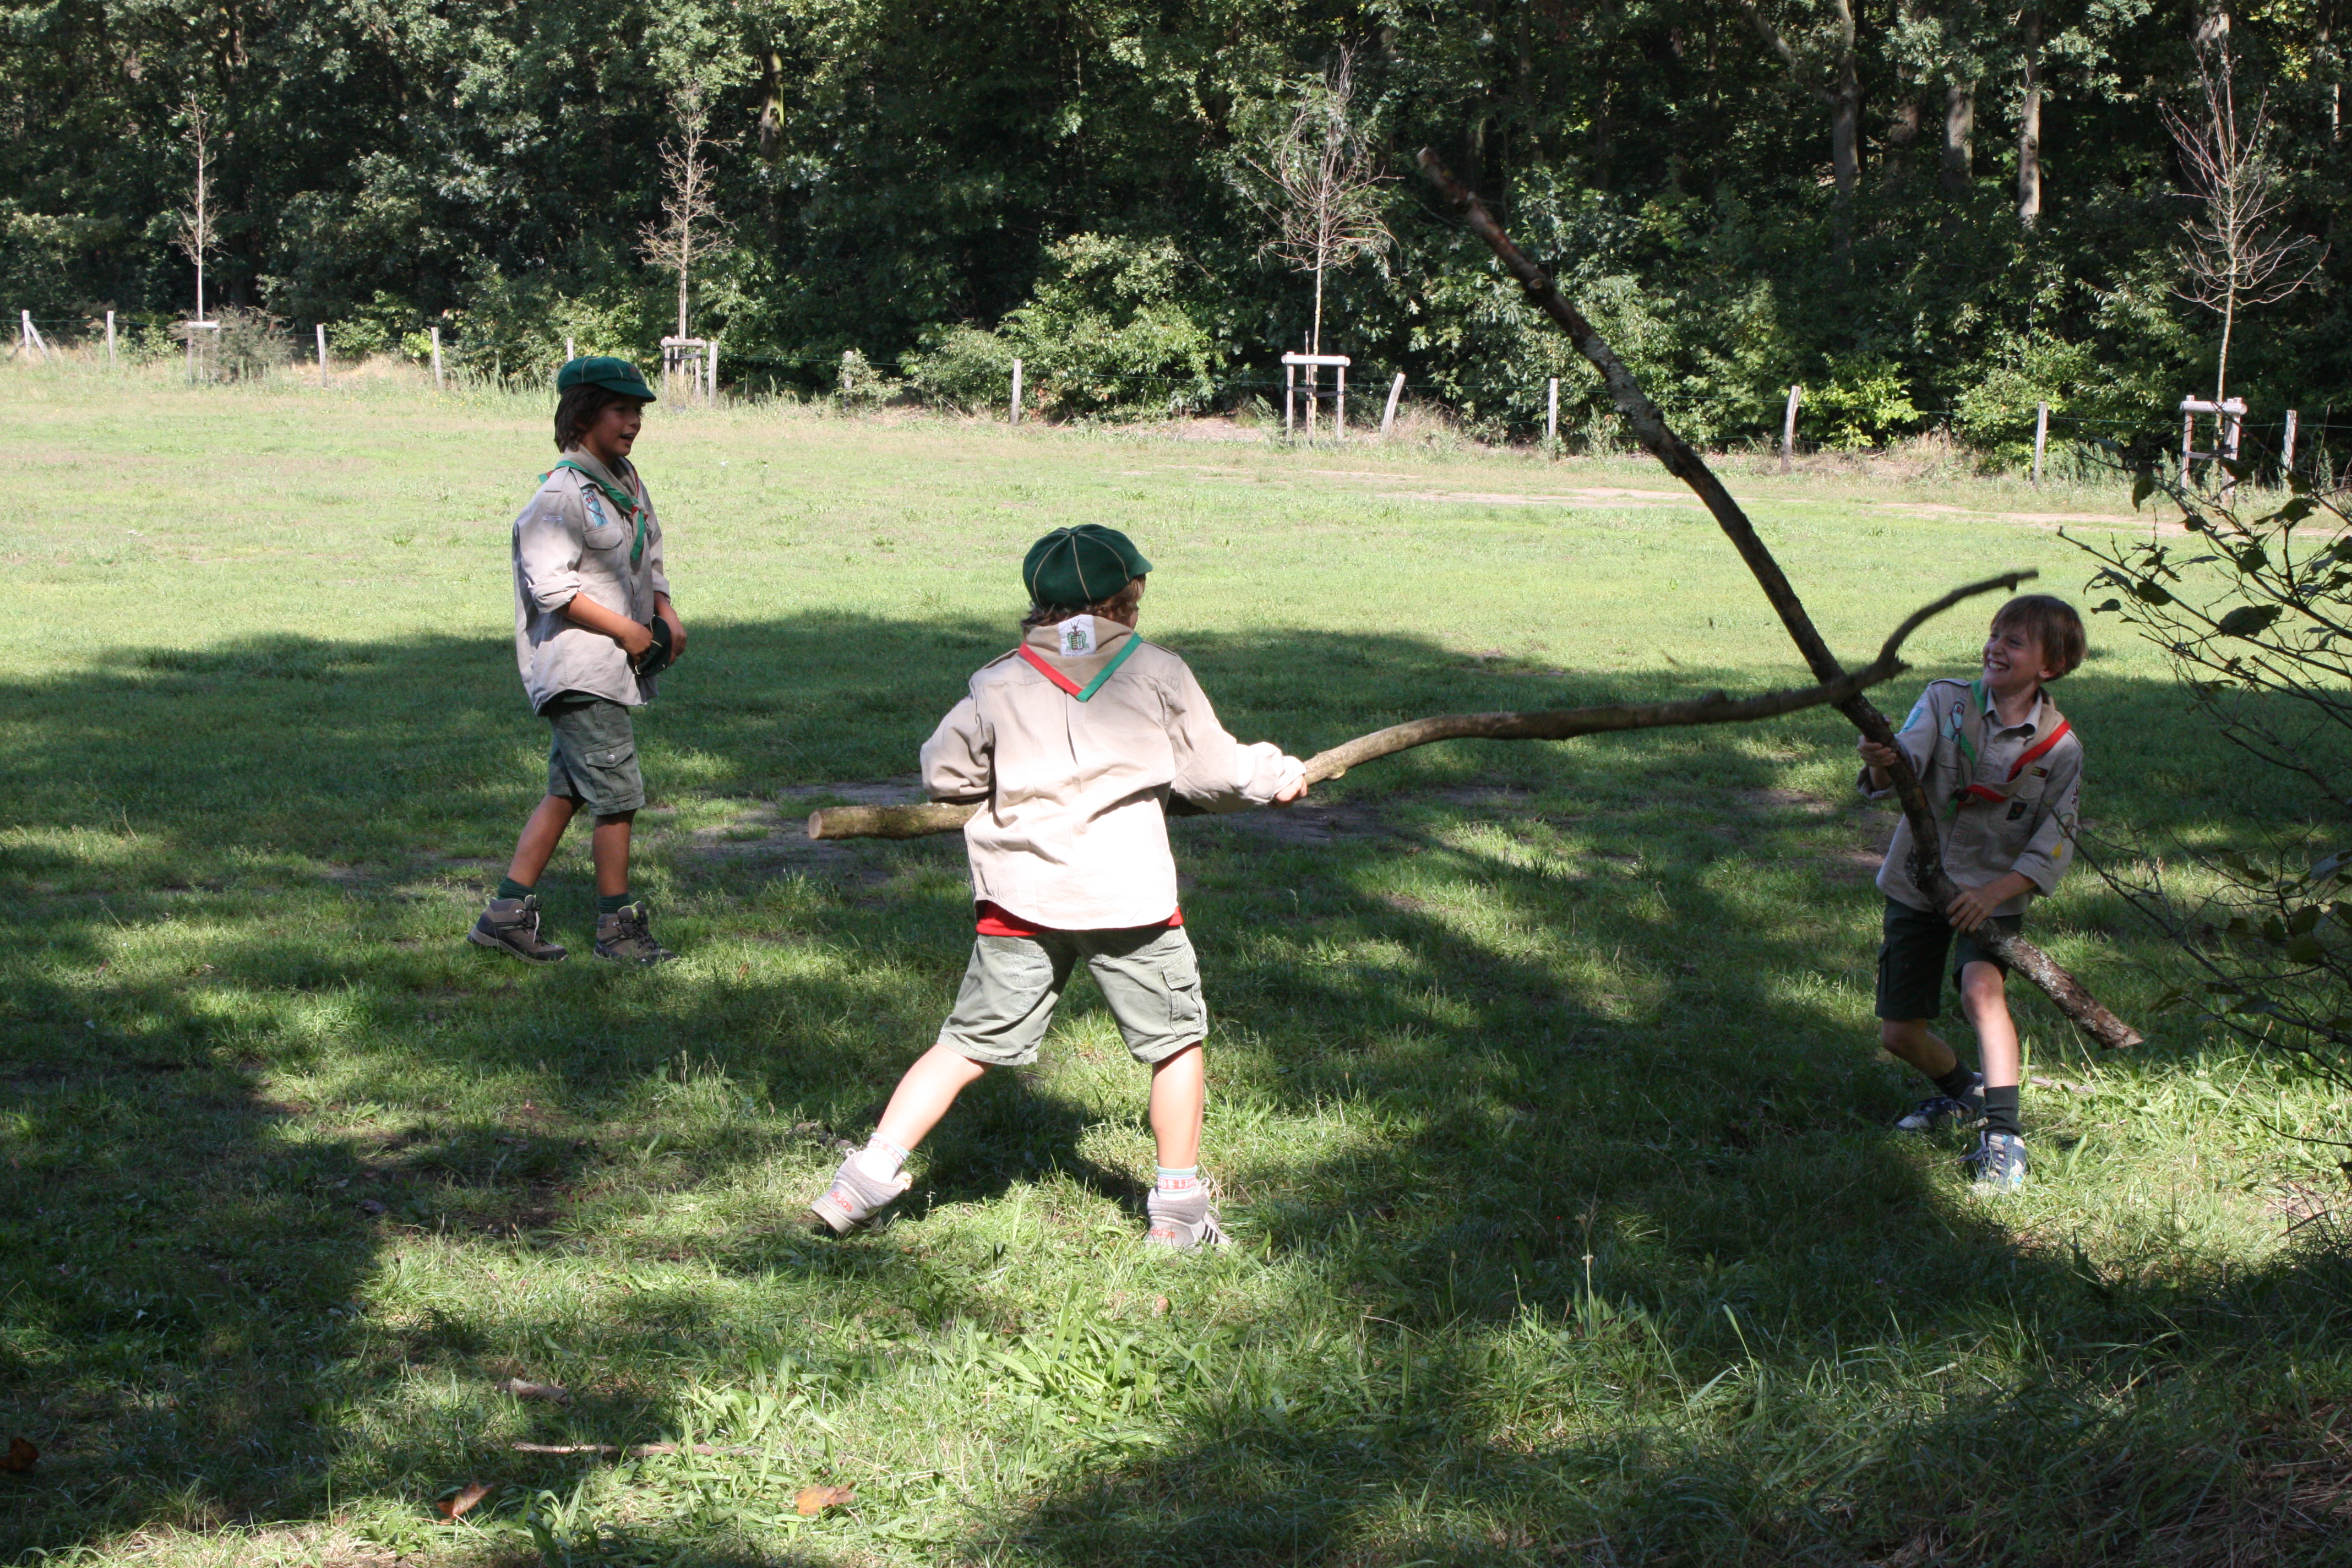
[1863, 677, 2083, 917]
[920, 617, 1304, 930]
[511, 449, 672, 714]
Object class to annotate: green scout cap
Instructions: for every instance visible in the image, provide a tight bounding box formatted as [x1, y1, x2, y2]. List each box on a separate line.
[1023, 524, 1153, 609]
[556, 356, 656, 402]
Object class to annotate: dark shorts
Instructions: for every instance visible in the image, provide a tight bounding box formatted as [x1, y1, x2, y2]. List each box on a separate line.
[1875, 899, 2022, 1022]
[542, 693, 644, 816]
[938, 925, 1205, 1067]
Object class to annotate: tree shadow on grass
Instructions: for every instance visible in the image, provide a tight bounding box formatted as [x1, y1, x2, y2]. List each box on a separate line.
[0, 612, 2339, 1560]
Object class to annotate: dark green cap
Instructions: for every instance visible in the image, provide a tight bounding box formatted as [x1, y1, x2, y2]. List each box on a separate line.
[556, 355, 656, 402]
[1023, 525, 1152, 609]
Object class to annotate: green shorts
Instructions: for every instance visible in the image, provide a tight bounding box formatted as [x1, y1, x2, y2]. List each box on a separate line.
[542, 693, 644, 816]
[1875, 898, 2022, 1022]
[938, 925, 1206, 1067]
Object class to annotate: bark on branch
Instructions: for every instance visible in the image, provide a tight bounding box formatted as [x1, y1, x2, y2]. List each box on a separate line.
[805, 572, 2017, 842]
[1414, 148, 2141, 1050]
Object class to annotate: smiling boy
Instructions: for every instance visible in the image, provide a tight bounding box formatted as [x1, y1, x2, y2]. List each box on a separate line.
[469, 357, 687, 966]
[1856, 595, 2086, 1190]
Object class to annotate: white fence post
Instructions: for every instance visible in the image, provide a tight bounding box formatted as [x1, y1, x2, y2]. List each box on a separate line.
[1382, 372, 1405, 435]
[2032, 401, 2049, 486]
[1336, 362, 1347, 441]
[1283, 360, 1294, 436]
[317, 323, 328, 383]
[1781, 385, 1801, 474]
[565, 336, 575, 363]
[106, 310, 116, 367]
[430, 325, 444, 389]
[1546, 377, 1559, 444]
[2284, 408, 2300, 476]
[1010, 358, 1023, 424]
[20, 309, 50, 363]
[708, 339, 720, 402]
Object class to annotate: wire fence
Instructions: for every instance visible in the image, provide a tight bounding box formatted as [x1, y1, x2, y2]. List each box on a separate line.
[18, 306, 2352, 490]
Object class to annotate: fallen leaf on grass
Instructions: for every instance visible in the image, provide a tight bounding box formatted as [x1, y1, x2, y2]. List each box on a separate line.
[357, 1199, 388, 1216]
[0, 1437, 37, 1472]
[437, 1482, 492, 1519]
[795, 1483, 856, 1515]
[1151, 1295, 1170, 1316]
[499, 1377, 569, 1403]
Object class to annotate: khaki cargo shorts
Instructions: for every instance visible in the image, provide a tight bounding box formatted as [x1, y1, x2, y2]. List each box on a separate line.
[542, 693, 645, 816]
[938, 925, 1206, 1067]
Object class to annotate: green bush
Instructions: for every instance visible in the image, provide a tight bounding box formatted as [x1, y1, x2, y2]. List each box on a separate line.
[1809, 354, 1920, 450]
[1000, 233, 1228, 419]
[901, 324, 1017, 414]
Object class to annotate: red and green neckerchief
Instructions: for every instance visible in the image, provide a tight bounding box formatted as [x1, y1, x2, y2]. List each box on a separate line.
[1945, 678, 2071, 816]
[1017, 633, 1142, 702]
[545, 459, 648, 568]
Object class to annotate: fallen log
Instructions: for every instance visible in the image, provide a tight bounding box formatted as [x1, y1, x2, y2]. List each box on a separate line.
[1415, 149, 2141, 1050]
[805, 571, 2022, 841]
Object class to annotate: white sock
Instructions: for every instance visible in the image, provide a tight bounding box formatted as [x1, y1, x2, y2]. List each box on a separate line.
[854, 1135, 909, 1182]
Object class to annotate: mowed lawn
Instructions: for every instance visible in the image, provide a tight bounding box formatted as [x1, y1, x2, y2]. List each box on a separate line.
[6, 364, 2349, 1566]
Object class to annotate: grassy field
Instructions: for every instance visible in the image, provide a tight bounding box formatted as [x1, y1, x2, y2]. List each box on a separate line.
[7, 362, 2350, 1566]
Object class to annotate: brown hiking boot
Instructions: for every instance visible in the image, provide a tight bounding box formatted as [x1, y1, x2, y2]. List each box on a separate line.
[468, 895, 568, 965]
[592, 901, 676, 964]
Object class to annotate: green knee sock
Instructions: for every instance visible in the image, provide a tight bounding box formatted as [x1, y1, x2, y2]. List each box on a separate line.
[497, 876, 533, 901]
[598, 891, 633, 916]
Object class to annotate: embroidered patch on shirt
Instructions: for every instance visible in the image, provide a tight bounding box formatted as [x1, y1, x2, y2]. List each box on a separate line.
[585, 493, 608, 525]
[2030, 765, 2049, 777]
[2007, 799, 2030, 820]
[1056, 616, 1097, 657]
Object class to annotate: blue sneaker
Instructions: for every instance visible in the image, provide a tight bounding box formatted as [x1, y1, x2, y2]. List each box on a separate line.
[1894, 1074, 1984, 1133]
[1964, 1131, 2029, 1190]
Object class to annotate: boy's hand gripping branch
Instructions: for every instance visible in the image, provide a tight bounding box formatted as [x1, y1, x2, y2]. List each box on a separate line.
[1414, 149, 2141, 1051]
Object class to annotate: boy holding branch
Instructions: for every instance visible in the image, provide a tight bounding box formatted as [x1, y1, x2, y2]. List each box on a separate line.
[1858, 595, 2086, 1190]
[809, 525, 1308, 1246]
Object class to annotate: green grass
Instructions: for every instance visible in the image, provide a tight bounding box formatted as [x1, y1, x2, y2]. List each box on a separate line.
[7, 361, 2351, 1566]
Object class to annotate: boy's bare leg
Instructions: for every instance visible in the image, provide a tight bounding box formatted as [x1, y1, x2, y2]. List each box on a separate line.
[590, 811, 634, 899]
[1148, 1044, 1206, 1170]
[1880, 1018, 1961, 1080]
[505, 795, 580, 886]
[873, 1044, 990, 1156]
[1958, 962, 2020, 1088]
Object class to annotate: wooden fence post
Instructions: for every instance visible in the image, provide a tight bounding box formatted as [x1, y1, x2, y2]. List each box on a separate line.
[430, 326, 444, 389]
[1336, 363, 1347, 440]
[106, 310, 116, 367]
[1382, 372, 1406, 435]
[708, 339, 720, 402]
[2032, 401, 2048, 486]
[20, 309, 50, 363]
[1010, 358, 1022, 424]
[2181, 404, 2195, 483]
[565, 336, 575, 363]
[1781, 384, 1801, 474]
[2284, 409, 2299, 476]
[1546, 377, 1559, 444]
[1283, 360, 1294, 437]
[317, 323, 328, 383]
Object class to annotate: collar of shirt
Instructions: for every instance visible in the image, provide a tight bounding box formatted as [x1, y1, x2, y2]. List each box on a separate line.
[1978, 683, 2042, 740]
[560, 447, 640, 503]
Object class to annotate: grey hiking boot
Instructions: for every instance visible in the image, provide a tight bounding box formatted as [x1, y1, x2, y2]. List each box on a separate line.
[808, 1155, 912, 1235]
[1895, 1074, 1984, 1133]
[592, 901, 676, 964]
[1964, 1130, 2029, 1191]
[1144, 1185, 1227, 1250]
[468, 895, 568, 965]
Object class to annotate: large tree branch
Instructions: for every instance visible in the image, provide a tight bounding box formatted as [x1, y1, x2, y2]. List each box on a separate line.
[805, 573, 2018, 842]
[1415, 148, 2142, 1050]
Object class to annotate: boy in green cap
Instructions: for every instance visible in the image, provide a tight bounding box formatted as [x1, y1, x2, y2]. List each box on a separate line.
[469, 356, 686, 965]
[808, 524, 1308, 1247]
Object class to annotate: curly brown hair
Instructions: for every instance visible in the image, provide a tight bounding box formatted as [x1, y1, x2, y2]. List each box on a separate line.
[1022, 575, 1146, 630]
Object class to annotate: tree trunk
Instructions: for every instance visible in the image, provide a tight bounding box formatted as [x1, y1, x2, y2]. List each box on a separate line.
[2218, 285, 2236, 404]
[2017, 7, 2043, 225]
[758, 47, 785, 162]
[1943, 79, 1975, 189]
[1886, 96, 1921, 185]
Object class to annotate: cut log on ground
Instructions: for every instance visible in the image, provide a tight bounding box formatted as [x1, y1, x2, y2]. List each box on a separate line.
[1415, 149, 2141, 1050]
[806, 572, 2022, 842]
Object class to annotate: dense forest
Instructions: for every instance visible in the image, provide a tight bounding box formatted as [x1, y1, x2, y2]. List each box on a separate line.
[3, 0, 2348, 447]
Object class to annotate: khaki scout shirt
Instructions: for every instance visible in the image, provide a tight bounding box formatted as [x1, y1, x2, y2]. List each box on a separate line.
[921, 617, 1303, 930]
[511, 448, 672, 714]
[1863, 678, 2083, 916]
